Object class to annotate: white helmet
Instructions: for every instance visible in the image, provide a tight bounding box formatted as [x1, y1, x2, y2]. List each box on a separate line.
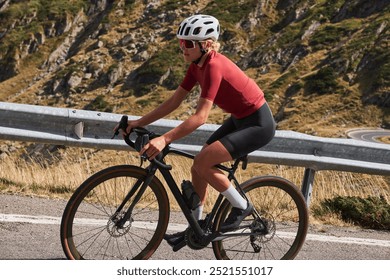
[177, 14, 220, 41]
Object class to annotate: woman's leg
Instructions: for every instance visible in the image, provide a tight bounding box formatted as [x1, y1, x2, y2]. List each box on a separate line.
[164, 142, 232, 245]
[192, 140, 232, 193]
[192, 140, 248, 207]
[192, 140, 251, 232]
[191, 145, 209, 205]
[191, 117, 236, 204]
[190, 142, 232, 220]
[190, 145, 208, 220]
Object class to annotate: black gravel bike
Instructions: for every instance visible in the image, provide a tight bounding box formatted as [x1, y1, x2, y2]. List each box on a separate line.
[60, 116, 309, 260]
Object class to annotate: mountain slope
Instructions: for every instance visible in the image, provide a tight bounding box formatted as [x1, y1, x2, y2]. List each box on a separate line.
[0, 0, 389, 137]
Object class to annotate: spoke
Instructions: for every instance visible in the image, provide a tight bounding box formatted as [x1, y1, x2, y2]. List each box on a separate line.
[76, 225, 107, 258]
[72, 224, 107, 239]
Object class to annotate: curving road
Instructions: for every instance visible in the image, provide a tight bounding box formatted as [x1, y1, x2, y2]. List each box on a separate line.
[346, 128, 390, 144]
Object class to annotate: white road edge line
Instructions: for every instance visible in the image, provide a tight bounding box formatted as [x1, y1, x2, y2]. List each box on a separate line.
[1, 213, 389, 247]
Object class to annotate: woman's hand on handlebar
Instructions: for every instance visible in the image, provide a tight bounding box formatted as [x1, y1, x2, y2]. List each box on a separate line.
[124, 120, 138, 135]
[140, 135, 168, 160]
[113, 119, 139, 136]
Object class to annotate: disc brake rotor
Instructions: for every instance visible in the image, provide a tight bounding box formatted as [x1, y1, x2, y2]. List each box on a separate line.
[106, 212, 133, 237]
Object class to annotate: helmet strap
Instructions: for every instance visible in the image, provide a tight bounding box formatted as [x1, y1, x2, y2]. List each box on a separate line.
[192, 42, 207, 65]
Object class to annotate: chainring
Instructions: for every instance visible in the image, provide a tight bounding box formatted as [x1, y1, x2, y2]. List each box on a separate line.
[184, 220, 211, 250]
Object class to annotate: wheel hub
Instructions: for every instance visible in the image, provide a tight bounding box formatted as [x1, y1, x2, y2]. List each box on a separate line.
[106, 212, 133, 237]
[250, 214, 276, 243]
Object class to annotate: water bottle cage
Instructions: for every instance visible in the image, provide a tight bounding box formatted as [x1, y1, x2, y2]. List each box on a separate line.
[181, 180, 201, 210]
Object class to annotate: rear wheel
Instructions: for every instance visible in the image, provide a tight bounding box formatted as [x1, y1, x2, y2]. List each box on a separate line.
[213, 176, 309, 260]
[60, 165, 169, 260]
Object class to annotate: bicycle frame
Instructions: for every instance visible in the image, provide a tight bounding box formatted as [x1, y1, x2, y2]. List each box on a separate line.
[148, 147, 222, 239]
[118, 145, 249, 244]
[110, 117, 266, 246]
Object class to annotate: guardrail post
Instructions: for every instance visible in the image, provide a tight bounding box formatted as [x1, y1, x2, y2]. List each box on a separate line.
[301, 168, 315, 207]
[74, 121, 84, 139]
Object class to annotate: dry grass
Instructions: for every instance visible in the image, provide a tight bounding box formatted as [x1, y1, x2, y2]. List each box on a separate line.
[379, 136, 390, 144]
[0, 146, 389, 227]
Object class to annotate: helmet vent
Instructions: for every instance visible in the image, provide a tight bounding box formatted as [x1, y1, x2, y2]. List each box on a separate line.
[205, 28, 214, 35]
[178, 23, 187, 36]
[184, 26, 191, 36]
[193, 27, 202, 35]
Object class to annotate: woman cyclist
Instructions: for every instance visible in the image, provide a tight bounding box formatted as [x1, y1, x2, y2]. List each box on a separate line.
[120, 14, 276, 247]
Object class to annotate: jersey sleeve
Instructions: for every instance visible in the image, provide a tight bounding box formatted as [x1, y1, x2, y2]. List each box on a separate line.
[201, 62, 223, 102]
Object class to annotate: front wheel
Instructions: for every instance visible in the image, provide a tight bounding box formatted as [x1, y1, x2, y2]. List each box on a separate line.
[212, 176, 309, 260]
[60, 165, 169, 260]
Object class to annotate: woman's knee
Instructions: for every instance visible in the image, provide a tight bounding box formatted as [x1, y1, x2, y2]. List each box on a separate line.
[194, 152, 216, 177]
[192, 153, 205, 176]
[191, 144, 209, 175]
[191, 163, 199, 178]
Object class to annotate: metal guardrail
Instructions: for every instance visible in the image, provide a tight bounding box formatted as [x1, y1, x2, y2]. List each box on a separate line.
[1, 101, 389, 205]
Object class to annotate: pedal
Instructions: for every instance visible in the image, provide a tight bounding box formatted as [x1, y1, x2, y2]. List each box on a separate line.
[172, 240, 186, 252]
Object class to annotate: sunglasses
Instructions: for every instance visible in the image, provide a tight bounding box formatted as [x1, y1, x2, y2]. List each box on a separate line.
[179, 39, 197, 49]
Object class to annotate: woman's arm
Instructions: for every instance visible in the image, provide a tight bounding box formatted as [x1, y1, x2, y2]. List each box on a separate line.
[163, 97, 213, 144]
[140, 97, 213, 160]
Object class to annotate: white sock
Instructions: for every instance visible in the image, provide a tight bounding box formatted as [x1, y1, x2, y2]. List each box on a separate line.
[221, 185, 247, 210]
[192, 204, 204, 220]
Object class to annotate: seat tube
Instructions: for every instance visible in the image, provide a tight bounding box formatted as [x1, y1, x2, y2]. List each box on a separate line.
[159, 168, 204, 236]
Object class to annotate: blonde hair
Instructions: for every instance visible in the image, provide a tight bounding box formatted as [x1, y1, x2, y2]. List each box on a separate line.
[202, 39, 221, 52]
[210, 40, 221, 52]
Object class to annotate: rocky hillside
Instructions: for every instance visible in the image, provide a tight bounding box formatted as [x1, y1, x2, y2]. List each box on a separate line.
[0, 0, 389, 137]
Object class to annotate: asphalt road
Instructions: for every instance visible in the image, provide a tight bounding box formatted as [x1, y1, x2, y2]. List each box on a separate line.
[346, 128, 390, 143]
[0, 194, 389, 260]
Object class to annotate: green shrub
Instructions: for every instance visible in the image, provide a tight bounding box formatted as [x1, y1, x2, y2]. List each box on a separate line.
[204, 0, 257, 25]
[85, 95, 113, 112]
[314, 196, 390, 230]
[309, 20, 361, 51]
[124, 40, 185, 96]
[304, 66, 340, 95]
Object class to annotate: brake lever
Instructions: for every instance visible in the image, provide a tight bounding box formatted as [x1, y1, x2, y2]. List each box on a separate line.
[112, 115, 129, 139]
[135, 134, 149, 167]
[111, 115, 172, 170]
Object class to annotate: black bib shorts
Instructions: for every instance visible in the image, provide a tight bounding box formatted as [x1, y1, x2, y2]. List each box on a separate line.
[206, 103, 276, 159]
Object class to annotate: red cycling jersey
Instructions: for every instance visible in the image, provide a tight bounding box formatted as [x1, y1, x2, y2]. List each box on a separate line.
[180, 51, 266, 119]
